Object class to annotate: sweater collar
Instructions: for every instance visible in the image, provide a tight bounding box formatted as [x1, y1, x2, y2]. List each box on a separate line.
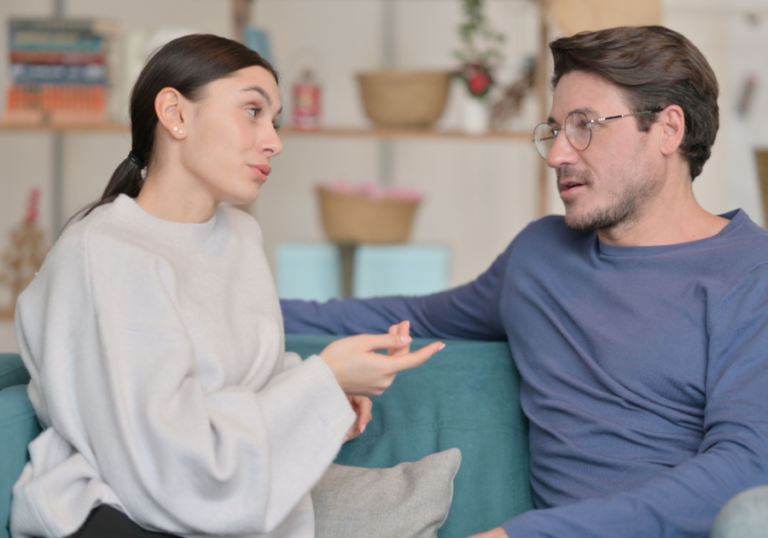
[107, 194, 230, 254]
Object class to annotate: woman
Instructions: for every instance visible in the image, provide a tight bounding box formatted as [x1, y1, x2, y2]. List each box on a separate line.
[11, 34, 444, 538]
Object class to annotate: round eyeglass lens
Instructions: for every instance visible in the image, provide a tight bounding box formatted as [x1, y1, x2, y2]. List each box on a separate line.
[565, 111, 592, 151]
[533, 123, 556, 159]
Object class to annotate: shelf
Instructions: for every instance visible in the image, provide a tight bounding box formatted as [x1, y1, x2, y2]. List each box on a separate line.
[0, 121, 129, 133]
[0, 122, 532, 141]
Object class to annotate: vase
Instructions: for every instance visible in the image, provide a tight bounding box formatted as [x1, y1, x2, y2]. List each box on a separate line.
[462, 96, 489, 134]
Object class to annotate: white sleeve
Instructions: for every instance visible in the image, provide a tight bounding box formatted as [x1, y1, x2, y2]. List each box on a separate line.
[17, 230, 355, 536]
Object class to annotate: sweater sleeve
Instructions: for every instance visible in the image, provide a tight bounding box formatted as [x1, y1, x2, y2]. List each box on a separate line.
[16, 229, 355, 536]
[501, 265, 768, 538]
[281, 242, 513, 341]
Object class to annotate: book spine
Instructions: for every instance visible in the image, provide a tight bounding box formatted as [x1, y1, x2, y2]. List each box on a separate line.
[10, 29, 105, 52]
[11, 64, 107, 85]
[10, 51, 106, 65]
[9, 18, 106, 32]
[5, 85, 106, 115]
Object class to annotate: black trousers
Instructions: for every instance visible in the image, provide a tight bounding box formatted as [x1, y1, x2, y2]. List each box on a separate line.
[63, 505, 181, 538]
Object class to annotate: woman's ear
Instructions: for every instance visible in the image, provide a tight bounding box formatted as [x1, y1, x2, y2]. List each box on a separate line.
[155, 87, 188, 139]
[657, 105, 685, 156]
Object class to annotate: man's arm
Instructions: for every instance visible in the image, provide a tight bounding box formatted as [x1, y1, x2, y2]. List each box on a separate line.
[281, 243, 514, 341]
[495, 265, 768, 537]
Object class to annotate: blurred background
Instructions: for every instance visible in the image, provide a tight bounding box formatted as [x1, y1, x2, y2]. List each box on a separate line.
[2, 0, 768, 352]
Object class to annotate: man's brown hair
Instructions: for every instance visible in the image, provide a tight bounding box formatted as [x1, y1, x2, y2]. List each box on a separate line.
[550, 26, 719, 180]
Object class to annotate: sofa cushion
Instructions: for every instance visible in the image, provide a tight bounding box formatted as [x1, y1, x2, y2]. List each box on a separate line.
[285, 334, 534, 538]
[0, 354, 30, 392]
[0, 384, 41, 538]
[312, 448, 461, 538]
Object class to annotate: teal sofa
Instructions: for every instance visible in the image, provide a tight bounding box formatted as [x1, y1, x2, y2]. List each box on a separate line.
[0, 336, 534, 538]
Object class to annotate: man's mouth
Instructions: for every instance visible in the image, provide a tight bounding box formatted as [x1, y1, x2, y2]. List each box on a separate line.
[557, 167, 589, 195]
[558, 180, 585, 193]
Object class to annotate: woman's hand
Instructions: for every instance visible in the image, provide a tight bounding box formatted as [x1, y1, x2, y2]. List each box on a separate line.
[345, 321, 412, 442]
[320, 325, 444, 396]
[346, 395, 373, 441]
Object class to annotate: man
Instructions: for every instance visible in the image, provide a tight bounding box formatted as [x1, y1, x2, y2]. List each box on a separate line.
[282, 26, 768, 537]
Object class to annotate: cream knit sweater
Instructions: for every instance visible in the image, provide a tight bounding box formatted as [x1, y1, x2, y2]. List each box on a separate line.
[12, 194, 355, 538]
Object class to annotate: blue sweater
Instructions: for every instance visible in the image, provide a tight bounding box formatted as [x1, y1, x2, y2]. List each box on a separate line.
[281, 210, 768, 537]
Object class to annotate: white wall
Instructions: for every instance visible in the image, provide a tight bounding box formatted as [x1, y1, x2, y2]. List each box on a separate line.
[0, 0, 764, 352]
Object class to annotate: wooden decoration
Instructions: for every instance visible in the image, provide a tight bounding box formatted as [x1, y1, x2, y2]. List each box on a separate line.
[0, 189, 47, 320]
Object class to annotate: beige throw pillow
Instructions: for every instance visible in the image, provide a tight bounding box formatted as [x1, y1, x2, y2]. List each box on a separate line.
[312, 448, 462, 538]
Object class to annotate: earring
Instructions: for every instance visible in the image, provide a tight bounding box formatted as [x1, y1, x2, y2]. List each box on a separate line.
[179, 130, 184, 134]
[173, 127, 178, 132]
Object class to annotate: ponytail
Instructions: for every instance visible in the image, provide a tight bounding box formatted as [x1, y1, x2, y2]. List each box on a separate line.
[66, 152, 145, 225]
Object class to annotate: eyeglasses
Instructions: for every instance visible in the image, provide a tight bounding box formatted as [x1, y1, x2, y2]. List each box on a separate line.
[532, 110, 659, 160]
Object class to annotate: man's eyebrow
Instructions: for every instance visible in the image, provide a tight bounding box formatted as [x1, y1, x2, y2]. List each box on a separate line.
[547, 106, 599, 125]
[242, 86, 272, 107]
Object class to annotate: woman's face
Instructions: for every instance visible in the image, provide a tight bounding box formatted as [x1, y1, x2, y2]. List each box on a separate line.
[180, 65, 283, 206]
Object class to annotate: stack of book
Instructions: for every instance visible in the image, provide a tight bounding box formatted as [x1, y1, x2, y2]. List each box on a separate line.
[4, 18, 117, 126]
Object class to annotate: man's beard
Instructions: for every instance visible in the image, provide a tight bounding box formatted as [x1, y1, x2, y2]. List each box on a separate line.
[558, 166, 657, 234]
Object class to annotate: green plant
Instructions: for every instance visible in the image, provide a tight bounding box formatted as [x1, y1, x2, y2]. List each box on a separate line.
[454, 0, 506, 98]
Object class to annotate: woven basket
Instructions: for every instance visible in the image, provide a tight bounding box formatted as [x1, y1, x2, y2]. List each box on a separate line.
[754, 150, 768, 226]
[357, 70, 451, 128]
[548, 0, 662, 36]
[317, 186, 419, 244]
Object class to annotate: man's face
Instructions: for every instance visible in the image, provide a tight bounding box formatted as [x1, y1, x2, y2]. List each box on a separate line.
[547, 71, 663, 233]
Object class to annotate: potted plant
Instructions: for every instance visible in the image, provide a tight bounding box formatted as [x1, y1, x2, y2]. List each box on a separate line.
[454, 0, 505, 133]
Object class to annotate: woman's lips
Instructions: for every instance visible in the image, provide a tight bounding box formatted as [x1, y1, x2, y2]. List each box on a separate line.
[248, 164, 272, 183]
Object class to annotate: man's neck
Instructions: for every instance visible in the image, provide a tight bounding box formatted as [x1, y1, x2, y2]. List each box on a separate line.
[597, 178, 730, 247]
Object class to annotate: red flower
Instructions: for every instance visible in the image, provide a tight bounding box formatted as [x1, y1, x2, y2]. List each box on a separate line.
[458, 63, 494, 98]
[469, 72, 491, 96]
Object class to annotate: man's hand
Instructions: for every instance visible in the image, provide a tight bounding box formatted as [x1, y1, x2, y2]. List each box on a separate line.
[345, 395, 372, 441]
[467, 527, 509, 538]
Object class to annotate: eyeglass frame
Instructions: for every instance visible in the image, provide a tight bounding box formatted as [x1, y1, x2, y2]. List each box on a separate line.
[532, 110, 662, 160]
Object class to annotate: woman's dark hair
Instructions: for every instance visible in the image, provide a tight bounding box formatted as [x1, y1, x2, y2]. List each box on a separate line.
[549, 26, 719, 181]
[77, 33, 278, 220]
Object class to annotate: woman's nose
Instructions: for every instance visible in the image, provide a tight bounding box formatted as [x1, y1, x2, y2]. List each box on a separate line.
[261, 124, 283, 158]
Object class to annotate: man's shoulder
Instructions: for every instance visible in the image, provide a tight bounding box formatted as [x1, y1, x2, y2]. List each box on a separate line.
[512, 214, 586, 252]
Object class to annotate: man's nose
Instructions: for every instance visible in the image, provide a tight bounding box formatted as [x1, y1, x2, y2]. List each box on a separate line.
[546, 130, 579, 169]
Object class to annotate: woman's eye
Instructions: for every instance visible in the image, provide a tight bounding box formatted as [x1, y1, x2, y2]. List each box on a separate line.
[248, 107, 262, 117]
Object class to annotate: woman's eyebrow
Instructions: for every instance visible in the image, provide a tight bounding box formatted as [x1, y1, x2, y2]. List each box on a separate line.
[241, 86, 272, 107]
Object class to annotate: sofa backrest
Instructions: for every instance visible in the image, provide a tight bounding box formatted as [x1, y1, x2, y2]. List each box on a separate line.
[285, 334, 534, 538]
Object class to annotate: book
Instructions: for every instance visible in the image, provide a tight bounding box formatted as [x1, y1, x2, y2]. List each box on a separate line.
[10, 51, 106, 65]
[10, 63, 107, 85]
[4, 18, 115, 126]
[4, 85, 107, 125]
[10, 29, 106, 53]
[9, 18, 118, 34]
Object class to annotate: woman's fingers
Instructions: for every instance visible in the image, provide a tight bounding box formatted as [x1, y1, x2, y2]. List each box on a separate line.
[389, 341, 445, 372]
[388, 321, 411, 356]
[320, 332, 445, 397]
[345, 396, 373, 442]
